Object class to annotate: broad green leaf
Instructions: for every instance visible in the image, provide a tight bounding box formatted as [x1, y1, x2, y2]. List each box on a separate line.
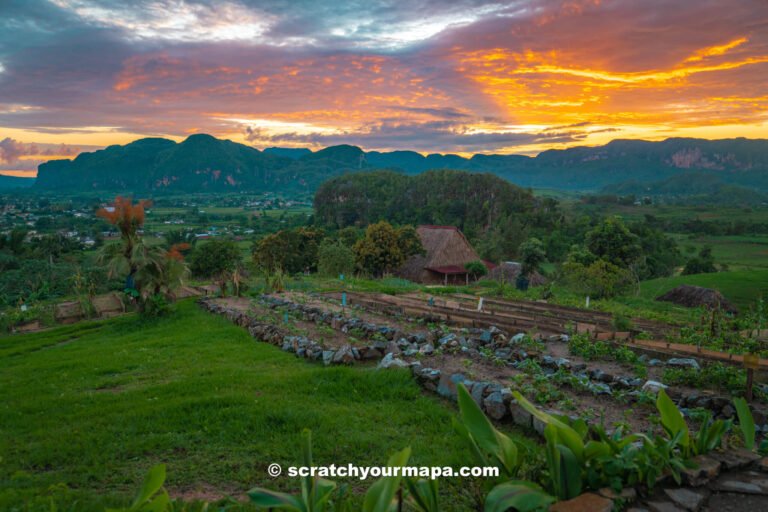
[556, 444, 582, 500]
[734, 397, 756, 451]
[362, 447, 411, 512]
[452, 417, 491, 468]
[299, 429, 314, 509]
[310, 478, 337, 511]
[457, 384, 518, 475]
[139, 491, 171, 512]
[543, 425, 561, 498]
[131, 464, 166, 510]
[656, 389, 689, 452]
[247, 488, 304, 511]
[405, 478, 439, 512]
[695, 417, 730, 455]
[583, 440, 611, 461]
[513, 391, 584, 461]
[484, 481, 555, 512]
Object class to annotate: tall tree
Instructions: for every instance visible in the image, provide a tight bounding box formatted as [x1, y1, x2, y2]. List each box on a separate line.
[189, 239, 242, 296]
[585, 216, 641, 269]
[353, 221, 423, 277]
[97, 197, 187, 311]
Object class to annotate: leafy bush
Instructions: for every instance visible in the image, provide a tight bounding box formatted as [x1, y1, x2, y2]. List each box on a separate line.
[682, 246, 717, 275]
[464, 260, 488, 281]
[561, 259, 634, 299]
[189, 239, 241, 279]
[568, 333, 639, 364]
[518, 238, 546, 276]
[317, 240, 356, 278]
[662, 363, 763, 399]
[141, 294, 170, 318]
[252, 227, 325, 274]
[612, 314, 634, 332]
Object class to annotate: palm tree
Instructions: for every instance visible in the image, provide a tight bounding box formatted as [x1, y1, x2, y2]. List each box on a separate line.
[97, 197, 188, 311]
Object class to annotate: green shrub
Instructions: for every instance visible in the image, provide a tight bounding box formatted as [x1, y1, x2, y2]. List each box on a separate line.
[141, 294, 170, 318]
[317, 240, 356, 278]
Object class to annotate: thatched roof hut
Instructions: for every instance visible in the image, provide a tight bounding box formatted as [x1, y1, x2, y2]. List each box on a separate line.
[398, 225, 493, 284]
[487, 261, 547, 287]
[656, 285, 737, 314]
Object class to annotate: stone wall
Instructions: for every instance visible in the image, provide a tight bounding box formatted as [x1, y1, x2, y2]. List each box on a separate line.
[199, 296, 767, 435]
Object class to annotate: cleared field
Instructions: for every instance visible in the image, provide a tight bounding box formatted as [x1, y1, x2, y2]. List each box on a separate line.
[0, 301, 532, 510]
[638, 269, 768, 310]
[670, 234, 768, 270]
[570, 203, 768, 224]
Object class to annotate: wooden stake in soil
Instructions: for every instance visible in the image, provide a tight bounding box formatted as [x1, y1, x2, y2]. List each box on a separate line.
[744, 353, 759, 401]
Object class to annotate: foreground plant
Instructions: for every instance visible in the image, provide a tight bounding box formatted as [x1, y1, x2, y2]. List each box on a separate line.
[114, 386, 765, 512]
[248, 429, 340, 511]
[454, 384, 555, 511]
[107, 464, 170, 512]
[248, 429, 412, 512]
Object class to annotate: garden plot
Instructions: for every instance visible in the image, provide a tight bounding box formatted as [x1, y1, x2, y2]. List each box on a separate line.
[211, 297, 353, 349]
[251, 291, 768, 435]
[279, 290, 433, 335]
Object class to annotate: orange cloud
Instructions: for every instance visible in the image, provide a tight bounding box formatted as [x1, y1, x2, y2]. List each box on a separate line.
[454, 35, 768, 133]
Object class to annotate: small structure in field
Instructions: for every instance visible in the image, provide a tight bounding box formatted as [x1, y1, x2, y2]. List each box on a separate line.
[656, 285, 737, 314]
[486, 261, 547, 288]
[398, 225, 494, 285]
[54, 301, 84, 324]
[91, 293, 126, 317]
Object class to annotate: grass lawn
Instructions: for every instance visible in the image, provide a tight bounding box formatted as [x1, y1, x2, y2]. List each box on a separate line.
[0, 301, 536, 511]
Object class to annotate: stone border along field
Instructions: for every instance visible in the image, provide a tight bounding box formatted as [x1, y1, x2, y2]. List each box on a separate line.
[341, 291, 768, 370]
[199, 293, 768, 511]
[200, 292, 768, 437]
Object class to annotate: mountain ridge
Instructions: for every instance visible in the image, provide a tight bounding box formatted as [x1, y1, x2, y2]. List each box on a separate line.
[33, 134, 768, 193]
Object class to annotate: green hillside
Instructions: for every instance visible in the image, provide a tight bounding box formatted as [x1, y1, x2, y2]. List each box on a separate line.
[32, 135, 768, 194]
[0, 301, 529, 510]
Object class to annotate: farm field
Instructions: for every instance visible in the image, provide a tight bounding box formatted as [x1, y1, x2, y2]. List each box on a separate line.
[571, 203, 768, 225]
[0, 300, 531, 511]
[670, 234, 768, 271]
[637, 269, 768, 311]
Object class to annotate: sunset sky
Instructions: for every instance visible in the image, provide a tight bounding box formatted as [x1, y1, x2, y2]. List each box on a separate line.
[1, 0, 767, 177]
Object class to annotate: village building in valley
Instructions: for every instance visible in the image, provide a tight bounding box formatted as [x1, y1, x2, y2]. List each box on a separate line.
[398, 225, 494, 285]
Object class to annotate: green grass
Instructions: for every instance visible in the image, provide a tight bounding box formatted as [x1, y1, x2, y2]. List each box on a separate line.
[0, 301, 536, 510]
[671, 234, 768, 271]
[638, 270, 768, 310]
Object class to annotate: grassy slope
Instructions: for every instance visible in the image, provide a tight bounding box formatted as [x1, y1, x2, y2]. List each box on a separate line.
[0, 301, 536, 511]
[670, 234, 768, 271]
[638, 269, 768, 310]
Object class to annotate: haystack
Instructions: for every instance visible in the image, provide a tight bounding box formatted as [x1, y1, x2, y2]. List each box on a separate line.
[487, 261, 547, 287]
[656, 285, 737, 314]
